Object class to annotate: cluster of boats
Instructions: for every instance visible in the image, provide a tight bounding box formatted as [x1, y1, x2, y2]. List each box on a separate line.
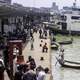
[50, 37, 73, 50]
[50, 36, 80, 69]
[57, 57, 80, 69]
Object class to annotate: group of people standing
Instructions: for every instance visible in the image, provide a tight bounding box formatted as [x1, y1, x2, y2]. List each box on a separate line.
[0, 49, 47, 80]
[39, 28, 48, 39]
[14, 56, 47, 80]
[14, 56, 36, 80]
[0, 25, 50, 80]
[39, 28, 49, 53]
[30, 27, 48, 51]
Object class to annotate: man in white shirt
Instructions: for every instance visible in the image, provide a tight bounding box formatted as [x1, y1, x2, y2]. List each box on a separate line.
[37, 67, 46, 80]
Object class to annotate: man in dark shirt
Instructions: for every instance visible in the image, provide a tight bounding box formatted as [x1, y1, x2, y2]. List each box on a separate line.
[14, 65, 23, 80]
[23, 66, 36, 80]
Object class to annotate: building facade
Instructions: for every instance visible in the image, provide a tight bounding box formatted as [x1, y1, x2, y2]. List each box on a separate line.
[50, 2, 59, 13]
[0, 0, 11, 4]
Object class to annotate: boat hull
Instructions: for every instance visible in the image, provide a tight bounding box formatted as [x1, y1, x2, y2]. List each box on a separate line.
[49, 27, 80, 35]
[56, 58, 80, 69]
[58, 40, 72, 45]
[51, 45, 58, 50]
[51, 42, 59, 50]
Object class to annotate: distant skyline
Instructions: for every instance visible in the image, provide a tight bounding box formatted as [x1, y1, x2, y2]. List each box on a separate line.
[12, 0, 80, 9]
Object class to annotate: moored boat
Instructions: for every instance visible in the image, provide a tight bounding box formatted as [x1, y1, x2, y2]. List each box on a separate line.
[51, 42, 59, 50]
[51, 44, 58, 50]
[57, 57, 80, 69]
[58, 39, 73, 45]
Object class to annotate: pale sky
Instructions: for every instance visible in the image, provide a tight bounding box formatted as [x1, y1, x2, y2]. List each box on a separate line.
[12, 0, 80, 9]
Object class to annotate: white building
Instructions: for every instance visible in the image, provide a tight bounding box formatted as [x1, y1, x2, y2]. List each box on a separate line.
[63, 11, 80, 31]
[50, 3, 80, 32]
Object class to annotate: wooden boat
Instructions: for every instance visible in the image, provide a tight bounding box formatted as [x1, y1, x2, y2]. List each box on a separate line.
[51, 42, 59, 50]
[57, 57, 80, 69]
[58, 39, 73, 45]
[51, 44, 58, 50]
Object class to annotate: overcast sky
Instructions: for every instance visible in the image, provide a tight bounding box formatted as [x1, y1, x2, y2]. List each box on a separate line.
[12, 0, 80, 9]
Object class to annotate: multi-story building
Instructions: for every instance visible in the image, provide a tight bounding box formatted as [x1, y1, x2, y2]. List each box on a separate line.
[50, 2, 59, 13]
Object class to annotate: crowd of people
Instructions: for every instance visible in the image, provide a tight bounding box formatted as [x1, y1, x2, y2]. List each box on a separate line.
[0, 25, 50, 80]
[14, 56, 49, 80]
[14, 27, 49, 80]
[38, 27, 49, 53]
[39, 28, 48, 39]
[30, 27, 49, 52]
[0, 53, 49, 80]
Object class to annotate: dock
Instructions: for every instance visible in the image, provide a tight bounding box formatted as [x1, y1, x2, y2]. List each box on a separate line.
[23, 32, 52, 80]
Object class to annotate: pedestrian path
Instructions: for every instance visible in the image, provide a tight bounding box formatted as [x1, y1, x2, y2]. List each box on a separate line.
[23, 32, 52, 80]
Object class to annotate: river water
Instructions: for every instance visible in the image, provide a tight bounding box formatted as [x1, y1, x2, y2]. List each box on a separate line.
[51, 36, 80, 80]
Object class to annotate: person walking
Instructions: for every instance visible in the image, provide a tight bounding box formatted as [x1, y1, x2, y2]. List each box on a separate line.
[30, 37, 34, 50]
[39, 29, 42, 38]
